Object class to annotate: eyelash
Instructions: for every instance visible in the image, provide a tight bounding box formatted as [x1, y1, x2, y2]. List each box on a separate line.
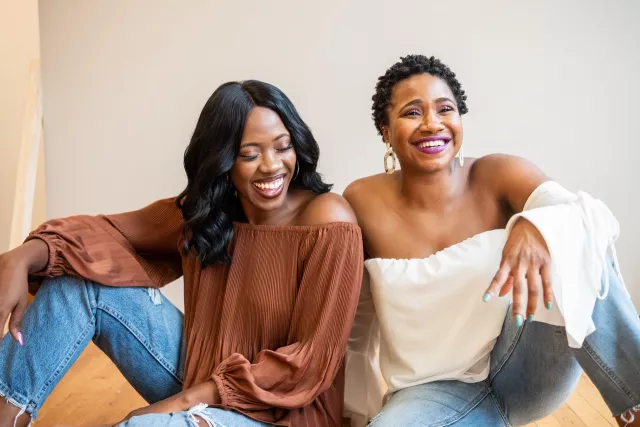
[277, 144, 294, 152]
[239, 144, 293, 161]
[404, 106, 454, 116]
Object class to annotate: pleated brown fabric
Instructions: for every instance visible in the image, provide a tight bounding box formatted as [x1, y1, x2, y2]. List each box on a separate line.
[27, 198, 364, 426]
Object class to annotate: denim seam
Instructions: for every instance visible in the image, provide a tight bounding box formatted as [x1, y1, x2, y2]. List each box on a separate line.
[582, 341, 639, 412]
[97, 302, 183, 385]
[489, 320, 526, 382]
[367, 388, 490, 427]
[32, 318, 96, 414]
[435, 389, 491, 427]
[488, 392, 512, 427]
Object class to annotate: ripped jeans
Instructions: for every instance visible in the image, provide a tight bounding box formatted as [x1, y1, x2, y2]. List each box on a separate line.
[0, 276, 266, 427]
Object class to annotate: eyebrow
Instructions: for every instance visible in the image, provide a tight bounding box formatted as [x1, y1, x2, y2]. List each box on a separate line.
[399, 97, 456, 110]
[240, 133, 290, 148]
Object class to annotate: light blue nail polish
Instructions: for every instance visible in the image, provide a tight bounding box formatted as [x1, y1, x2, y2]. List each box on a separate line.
[546, 301, 553, 310]
[483, 293, 492, 302]
[515, 314, 524, 327]
[527, 314, 535, 322]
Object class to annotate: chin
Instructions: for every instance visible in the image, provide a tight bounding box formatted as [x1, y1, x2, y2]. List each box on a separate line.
[412, 158, 454, 173]
[250, 188, 289, 211]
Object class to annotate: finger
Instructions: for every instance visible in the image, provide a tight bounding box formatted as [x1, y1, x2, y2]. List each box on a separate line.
[9, 298, 26, 346]
[511, 262, 528, 327]
[541, 262, 554, 310]
[485, 261, 512, 301]
[526, 266, 542, 321]
[499, 276, 514, 297]
[0, 310, 9, 338]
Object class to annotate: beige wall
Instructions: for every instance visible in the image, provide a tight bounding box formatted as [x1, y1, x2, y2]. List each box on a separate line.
[0, 0, 41, 252]
[39, 0, 640, 310]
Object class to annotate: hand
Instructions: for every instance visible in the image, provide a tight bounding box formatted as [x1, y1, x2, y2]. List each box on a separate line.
[119, 381, 220, 423]
[119, 399, 183, 424]
[51, 424, 112, 427]
[124, 399, 182, 420]
[0, 240, 48, 346]
[484, 218, 553, 326]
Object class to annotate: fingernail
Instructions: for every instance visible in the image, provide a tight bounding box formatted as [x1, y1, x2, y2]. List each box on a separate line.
[527, 314, 535, 322]
[483, 293, 492, 302]
[546, 301, 553, 310]
[515, 314, 524, 327]
[17, 332, 24, 347]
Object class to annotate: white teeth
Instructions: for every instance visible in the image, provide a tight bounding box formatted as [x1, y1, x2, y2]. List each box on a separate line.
[418, 140, 446, 148]
[253, 177, 284, 191]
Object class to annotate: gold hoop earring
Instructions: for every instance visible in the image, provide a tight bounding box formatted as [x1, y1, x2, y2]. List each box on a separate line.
[384, 142, 396, 174]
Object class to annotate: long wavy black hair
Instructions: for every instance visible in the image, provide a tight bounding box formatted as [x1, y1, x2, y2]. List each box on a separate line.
[177, 80, 332, 266]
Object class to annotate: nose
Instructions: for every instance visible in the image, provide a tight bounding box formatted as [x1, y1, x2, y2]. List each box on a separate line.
[258, 151, 283, 174]
[420, 109, 445, 133]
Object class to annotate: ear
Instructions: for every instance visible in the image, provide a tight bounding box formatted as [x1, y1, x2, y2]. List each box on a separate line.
[380, 125, 390, 144]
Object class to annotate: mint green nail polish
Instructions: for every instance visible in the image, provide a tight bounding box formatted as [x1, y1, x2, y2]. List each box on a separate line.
[515, 314, 524, 327]
[483, 293, 492, 302]
[546, 301, 552, 310]
[527, 314, 535, 322]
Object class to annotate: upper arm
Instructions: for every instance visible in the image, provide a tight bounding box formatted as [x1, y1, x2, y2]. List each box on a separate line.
[301, 192, 358, 226]
[342, 180, 360, 209]
[105, 197, 184, 253]
[342, 178, 373, 223]
[28, 197, 184, 286]
[474, 154, 550, 213]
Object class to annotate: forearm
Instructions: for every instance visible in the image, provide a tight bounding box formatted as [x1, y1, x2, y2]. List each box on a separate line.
[6, 239, 49, 274]
[118, 381, 220, 424]
[179, 380, 221, 407]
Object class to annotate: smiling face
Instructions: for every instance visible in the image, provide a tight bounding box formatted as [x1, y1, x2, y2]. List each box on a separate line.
[229, 106, 297, 216]
[382, 73, 464, 173]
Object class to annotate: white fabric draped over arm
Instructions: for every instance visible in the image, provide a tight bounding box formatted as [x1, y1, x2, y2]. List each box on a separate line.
[344, 269, 387, 427]
[505, 181, 627, 348]
[343, 181, 627, 425]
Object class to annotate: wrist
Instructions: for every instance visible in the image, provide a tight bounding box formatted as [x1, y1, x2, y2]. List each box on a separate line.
[183, 381, 220, 407]
[14, 239, 49, 274]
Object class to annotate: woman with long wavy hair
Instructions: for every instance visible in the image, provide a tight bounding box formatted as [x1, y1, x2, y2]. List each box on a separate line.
[0, 80, 363, 427]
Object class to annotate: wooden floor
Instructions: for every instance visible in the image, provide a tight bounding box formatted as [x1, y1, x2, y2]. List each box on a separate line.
[33, 344, 617, 427]
[37, 344, 146, 426]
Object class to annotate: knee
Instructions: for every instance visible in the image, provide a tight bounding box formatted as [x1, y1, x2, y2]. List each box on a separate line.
[32, 275, 93, 304]
[41, 275, 86, 288]
[36, 275, 86, 293]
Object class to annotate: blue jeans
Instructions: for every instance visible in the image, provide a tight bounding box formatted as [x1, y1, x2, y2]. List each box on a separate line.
[0, 276, 265, 426]
[370, 261, 640, 427]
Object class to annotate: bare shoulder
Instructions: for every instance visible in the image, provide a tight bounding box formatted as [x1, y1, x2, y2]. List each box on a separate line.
[343, 173, 391, 209]
[471, 153, 540, 173]
[299, 192, 358, 226]
[470, 154, 546, 186]
[343, 173, 396, 227]
[470, 153, 549, 212]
